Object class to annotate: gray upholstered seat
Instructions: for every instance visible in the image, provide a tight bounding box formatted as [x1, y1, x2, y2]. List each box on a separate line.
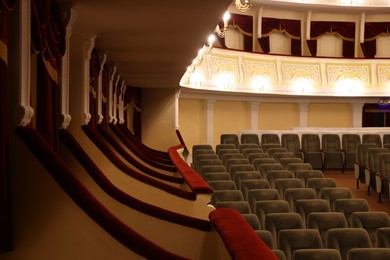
[221, 153, 244, 168]
[233, 171, 261, 190]
[203, 172, 230, 182]
[240, 133, 260, 146]
[264, 212, 305, 248]
[296, 170, 324, 187]
[326, 228, 372, 260]
[241, 148, 264, 158]
[255, 200, 291, 229]
[307, 178, 337, 198]
[210, 190, 244, 205]
[274, 178, 304, 199]
[287, 163, 313, 178]
[199, 165, 227, 177]
[278, 229, 323, 260]
[258, 163, 284, 179]
[255, 230, 275, 249]
[192, 148, 215, 166]
[295, 199, 331, 228]
[215, 144, 237, 155]
[362, 133, 382, 147]
[284, 188, 316, 212]
[280, 158, 304, 169]
[301, 134, 323, 170]
[241, 213, 261, 230]
[354, 143, 377, 189]
[229, 164, 255, 179]
[208, 180, 237, 191]
[252, 158, 278, 172]
[376, 227, 390, 248]
[265, 170, 294, 189]
[217, 148, 240, 160]
[375, 152, 390, 203]
[351, 211, 390, 246]
[215, 201, 251, 214]
[322, 134, 344, 172]
[364, 147, 389, 195]
[247, 189, 280, 213]
[347, 248, 390, 260]
[267, 147, 288, 158]
[220, 134, 240, 148]
[334, 198, 370, 227]
[319, 187, 353, 211]
[238, 143, 261, 153]
[240, 179, 270, 201]
[272, 152, 296, 162]
[246, 152, 269, 164]
[281, 133, 302, 159]
[225, 158, 250, 172]
[307, 212, 348, 247]
[261, 133, 281, 146]
[341, 133, 361, 170]
[292, 249, 341, 260]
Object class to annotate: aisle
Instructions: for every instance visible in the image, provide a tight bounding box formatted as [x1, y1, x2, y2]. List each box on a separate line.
[325, 170, 390, 215]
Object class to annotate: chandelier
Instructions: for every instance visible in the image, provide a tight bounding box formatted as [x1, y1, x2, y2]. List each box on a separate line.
[235, 0, 251, 12]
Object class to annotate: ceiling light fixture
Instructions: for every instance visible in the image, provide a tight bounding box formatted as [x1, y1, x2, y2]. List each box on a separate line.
[235, 0, 252, 12]
[215, 11, 230, 38]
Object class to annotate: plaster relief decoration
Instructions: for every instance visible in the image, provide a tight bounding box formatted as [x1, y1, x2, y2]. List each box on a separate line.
[208, 55, 239, 90]
[282, 62, 320, 94]
[242, 59, 277, 92]
[189, 54, 208, 88]
[327, 64, 370, 95]
[377, 65, 390, 88]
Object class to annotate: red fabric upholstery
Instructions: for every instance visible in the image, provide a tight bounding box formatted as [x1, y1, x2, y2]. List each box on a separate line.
[209, 208, 278, 260]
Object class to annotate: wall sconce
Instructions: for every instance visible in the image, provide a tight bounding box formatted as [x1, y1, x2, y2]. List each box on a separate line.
[215, 11, 230, 38]
[235, 0, 252, 13]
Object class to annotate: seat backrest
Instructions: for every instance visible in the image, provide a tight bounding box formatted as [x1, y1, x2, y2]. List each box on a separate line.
[376, 227, 390, 248]
[281, 133, 301, 153]
[200, 165, 227, 175]
[351, 211, 390, 246]
[220, 134, 240, 148]
[278, 229, 323, 260]
[210, 190, 244, 205]
[265, 169, 294, 188]
[383, 134, 390, 146]
[326, 228, 372, 260]
[221, 153, 245, 167]
[366, 147, 389, 171]
[301, 134, 321, 153]
[238, 143, 261, 153]
[307, 212, 348, 247]
[293, 249, 341, 260]
[347, 248, 390, 260]
[240, 179, 270, 201]
[215, 144, 237, 154]
[247, 152, 270, 164]
[265, 212, 305, 248]
[215, 201, 251, 214]
[284, 188, 317, 212]
[240, 134, 260, 146]
[247, 189, 280, 213]
[255, 230, 275, 249]
[241, 148, 264, 158]
[377, 152, 390, 178]
[208, 180, 237, 191]
[255, 200, 291, 229]
[261, 133, 280, 145]
[217, 148, 240, 159]
[307, 178, 337, 198]
[322, 134, 341, 152]
[296, 170, 324, 187]
[280, 157, 304, 169]
[362, 133, 382, 147]
[267, 147, 288, 157]
[295, 199, 331, 227]
[258, 163, 284, 179]
[287, 163, 313, 177]
[275, 178, 304, 199]
[342, 134, 361, 153]
[229, 164, 255, 177]
[242, 213, 261, 230]
[334, 198, 370, 227]
[319, 187, 353, 211]
[356, 143, 377, 166]
[252, 158, 278, 170]
[233, 171, 261, 190]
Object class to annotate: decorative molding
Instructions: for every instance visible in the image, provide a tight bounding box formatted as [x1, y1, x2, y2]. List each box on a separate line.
[108, 66, 117, 123]
[175, 88, 181, 129]
[118, 80, 126, 124]
[82, 33, 96, 125]
[17, 0, 34, 127]
[59, 6, 77, 129]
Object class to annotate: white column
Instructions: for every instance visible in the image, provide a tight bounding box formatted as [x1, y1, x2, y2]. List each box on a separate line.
[205, 100, 216, 145]
[97, 52, 107, 124]
[352, 103, 364, 127]
[112, 74, 120, 124]
[299, 102, 309, 127]
[250, 101, 260, 130]
[59, 7, 77, 129]
[175, 88, 181, 129]
[108, 66, 117, 123]
[82, 33, 96, 125]
[118, 81, 126, 124]
[18, 0, 34, 127]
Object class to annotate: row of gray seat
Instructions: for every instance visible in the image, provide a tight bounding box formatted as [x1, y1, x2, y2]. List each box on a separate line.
[192, 142, 390, 260]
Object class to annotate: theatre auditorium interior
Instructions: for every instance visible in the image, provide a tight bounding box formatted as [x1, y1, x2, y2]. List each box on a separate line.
[4, 0, 390, 259]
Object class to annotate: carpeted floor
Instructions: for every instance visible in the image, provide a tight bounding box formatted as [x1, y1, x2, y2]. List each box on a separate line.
[326, 169, 390, 215]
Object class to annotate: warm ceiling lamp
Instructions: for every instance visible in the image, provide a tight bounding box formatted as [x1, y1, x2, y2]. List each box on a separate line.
[235, 0, 252, 12]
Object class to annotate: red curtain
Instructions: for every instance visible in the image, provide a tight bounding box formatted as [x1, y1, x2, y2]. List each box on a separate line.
[307, 21, 355, 58]
[32, 0, 65, 149]
[258, 17, 301, 56]
[0, 0, 16, 253]
[361, 22, 390, 58]
[216, 13, 253, 51]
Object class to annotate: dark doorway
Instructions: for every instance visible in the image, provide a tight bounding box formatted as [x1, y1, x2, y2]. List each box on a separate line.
[362, 103, 390, 127]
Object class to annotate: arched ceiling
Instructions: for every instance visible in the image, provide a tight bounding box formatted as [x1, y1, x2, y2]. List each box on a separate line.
[59, 0, 390, 89]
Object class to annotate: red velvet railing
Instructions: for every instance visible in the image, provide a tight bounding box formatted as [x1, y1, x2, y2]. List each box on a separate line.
[15, 126, 188, 259]
[59, 129, 211, 231]
[82, 125, 197, 200]
[168, 144, 213, 194]
[209, 208, 277, 260]
[97, 124, 181, 182]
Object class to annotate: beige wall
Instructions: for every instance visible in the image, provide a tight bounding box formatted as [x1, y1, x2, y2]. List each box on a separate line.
[308, 103, 352, 127]
[259, 103, 299, 130]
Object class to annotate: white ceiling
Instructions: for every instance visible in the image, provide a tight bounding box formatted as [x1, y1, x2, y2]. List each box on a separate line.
[60, 0, 390, 89]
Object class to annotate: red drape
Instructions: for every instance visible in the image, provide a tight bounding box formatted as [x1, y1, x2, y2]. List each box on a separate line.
[258, 17, 301, 56]
[307, 21, 355, 58]
[361, 22, 390, 58]
[32, 0, 65, 149]
[216, 13, 253, 51]
[0, 0, 16, 253]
